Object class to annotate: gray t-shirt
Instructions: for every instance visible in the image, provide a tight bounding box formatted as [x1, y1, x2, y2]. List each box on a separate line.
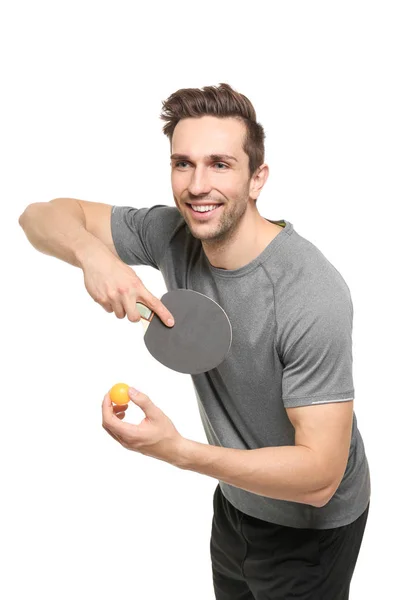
[111, 204, 371, 529]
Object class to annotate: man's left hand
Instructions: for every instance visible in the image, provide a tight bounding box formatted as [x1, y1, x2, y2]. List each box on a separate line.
[102, 387, 185, 466]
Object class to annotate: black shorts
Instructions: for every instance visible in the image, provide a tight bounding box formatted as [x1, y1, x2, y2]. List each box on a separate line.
[210, 484, 369, 600]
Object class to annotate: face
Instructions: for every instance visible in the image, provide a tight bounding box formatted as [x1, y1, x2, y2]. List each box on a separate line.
[170, 116, 259, 243]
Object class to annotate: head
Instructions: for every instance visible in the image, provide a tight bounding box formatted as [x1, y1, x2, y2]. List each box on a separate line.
[160, 83, 269, 243]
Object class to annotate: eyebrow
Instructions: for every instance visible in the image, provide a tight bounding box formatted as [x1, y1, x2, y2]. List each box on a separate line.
[170, 153, 238, 163]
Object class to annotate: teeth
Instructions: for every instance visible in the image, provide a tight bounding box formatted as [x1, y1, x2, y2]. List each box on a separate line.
[191, 204, 219, 213]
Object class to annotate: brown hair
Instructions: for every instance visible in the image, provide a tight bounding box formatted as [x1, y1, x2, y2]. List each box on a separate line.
[160, 83, 265, 178]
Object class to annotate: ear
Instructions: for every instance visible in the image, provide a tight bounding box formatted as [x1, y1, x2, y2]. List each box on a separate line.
[249, 163, 269, 201]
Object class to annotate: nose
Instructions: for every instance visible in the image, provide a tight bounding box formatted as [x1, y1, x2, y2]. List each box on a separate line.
[188, 166, 212, 196]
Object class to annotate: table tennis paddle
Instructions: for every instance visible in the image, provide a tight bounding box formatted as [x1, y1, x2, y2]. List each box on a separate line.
[136, 289, 232, 374]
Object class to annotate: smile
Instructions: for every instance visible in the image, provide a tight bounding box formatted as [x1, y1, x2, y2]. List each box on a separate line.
[191, 204, 220, 213]
[188, 204, 223, 219]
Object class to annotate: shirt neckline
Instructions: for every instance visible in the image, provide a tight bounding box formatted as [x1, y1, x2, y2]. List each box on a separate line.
[205, 219, 293, 278]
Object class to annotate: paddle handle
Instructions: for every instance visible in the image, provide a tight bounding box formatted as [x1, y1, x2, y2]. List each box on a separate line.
[136, 302, 153, 322]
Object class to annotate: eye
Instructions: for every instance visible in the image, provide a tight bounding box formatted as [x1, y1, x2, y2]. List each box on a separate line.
[174, 161, 190, 168]
[214, 162, 228, 170]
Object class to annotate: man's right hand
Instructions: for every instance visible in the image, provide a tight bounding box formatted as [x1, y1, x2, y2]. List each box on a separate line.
[81, 250, 175, 326]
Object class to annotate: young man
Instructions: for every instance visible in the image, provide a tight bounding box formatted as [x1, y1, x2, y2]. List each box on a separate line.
[19, 83, 370, 599]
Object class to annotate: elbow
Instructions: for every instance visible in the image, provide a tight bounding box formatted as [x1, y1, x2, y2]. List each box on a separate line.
[19, 208, 29, 227]
[308, 492, 330, 509]
[19, 201, 50, 227]
[19, 203, 36, 226]
[312, 481, 337, 508]
[315, 494, 331, 509]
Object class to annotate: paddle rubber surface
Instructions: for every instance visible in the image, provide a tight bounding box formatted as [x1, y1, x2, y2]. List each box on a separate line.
[144, 289, 232, 374]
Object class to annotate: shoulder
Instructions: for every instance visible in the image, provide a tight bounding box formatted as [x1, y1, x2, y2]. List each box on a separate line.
[270, 227, 354, 357]
[272, 226, 352, 305]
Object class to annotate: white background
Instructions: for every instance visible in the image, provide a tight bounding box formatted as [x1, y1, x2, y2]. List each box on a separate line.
[1, 1, 399, 598]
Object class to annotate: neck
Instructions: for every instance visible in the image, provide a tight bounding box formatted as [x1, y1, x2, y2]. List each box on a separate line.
[202, 205, 282, 271]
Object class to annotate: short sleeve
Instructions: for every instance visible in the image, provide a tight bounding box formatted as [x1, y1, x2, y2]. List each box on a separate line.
[280, 282, 355, 409]
[110, 204, 182, 268]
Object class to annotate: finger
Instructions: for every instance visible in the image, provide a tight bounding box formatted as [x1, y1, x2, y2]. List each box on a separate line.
[128, 288, 175, 327]
[113, 403, 129, 413]
[102, 393, 139, 437]
[119, 289, 141, 323]
[124, 298, 142, 323]
[102, 392, 116, 423]
[128, 389, 158, 420]
[111, 299, 126, 319]
[142, 293, 175, 327]
[96, 296, 122, 316]
[121, 276, 146, 323]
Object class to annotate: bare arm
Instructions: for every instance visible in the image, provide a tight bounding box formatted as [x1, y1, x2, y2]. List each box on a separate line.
[176, 401, 354, 507]
[18, 198, 175, 326]
[18, 198, 117, 268]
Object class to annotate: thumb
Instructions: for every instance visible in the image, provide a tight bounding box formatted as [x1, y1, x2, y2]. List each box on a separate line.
[128, 388, 158, 418]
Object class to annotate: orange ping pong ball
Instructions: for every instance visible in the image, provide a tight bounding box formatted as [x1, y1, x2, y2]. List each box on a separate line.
[109, 383, 130, 405]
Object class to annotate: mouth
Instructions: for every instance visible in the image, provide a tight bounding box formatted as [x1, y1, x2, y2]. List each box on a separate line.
[186, 203, 223, 220]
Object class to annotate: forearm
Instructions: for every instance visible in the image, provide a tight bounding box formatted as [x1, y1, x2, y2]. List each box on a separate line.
[177, 440, 331, 508]
[18, 199, 111, 268]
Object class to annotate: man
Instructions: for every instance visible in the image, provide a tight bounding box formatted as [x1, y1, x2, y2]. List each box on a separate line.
[19, 83, 371, 599]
